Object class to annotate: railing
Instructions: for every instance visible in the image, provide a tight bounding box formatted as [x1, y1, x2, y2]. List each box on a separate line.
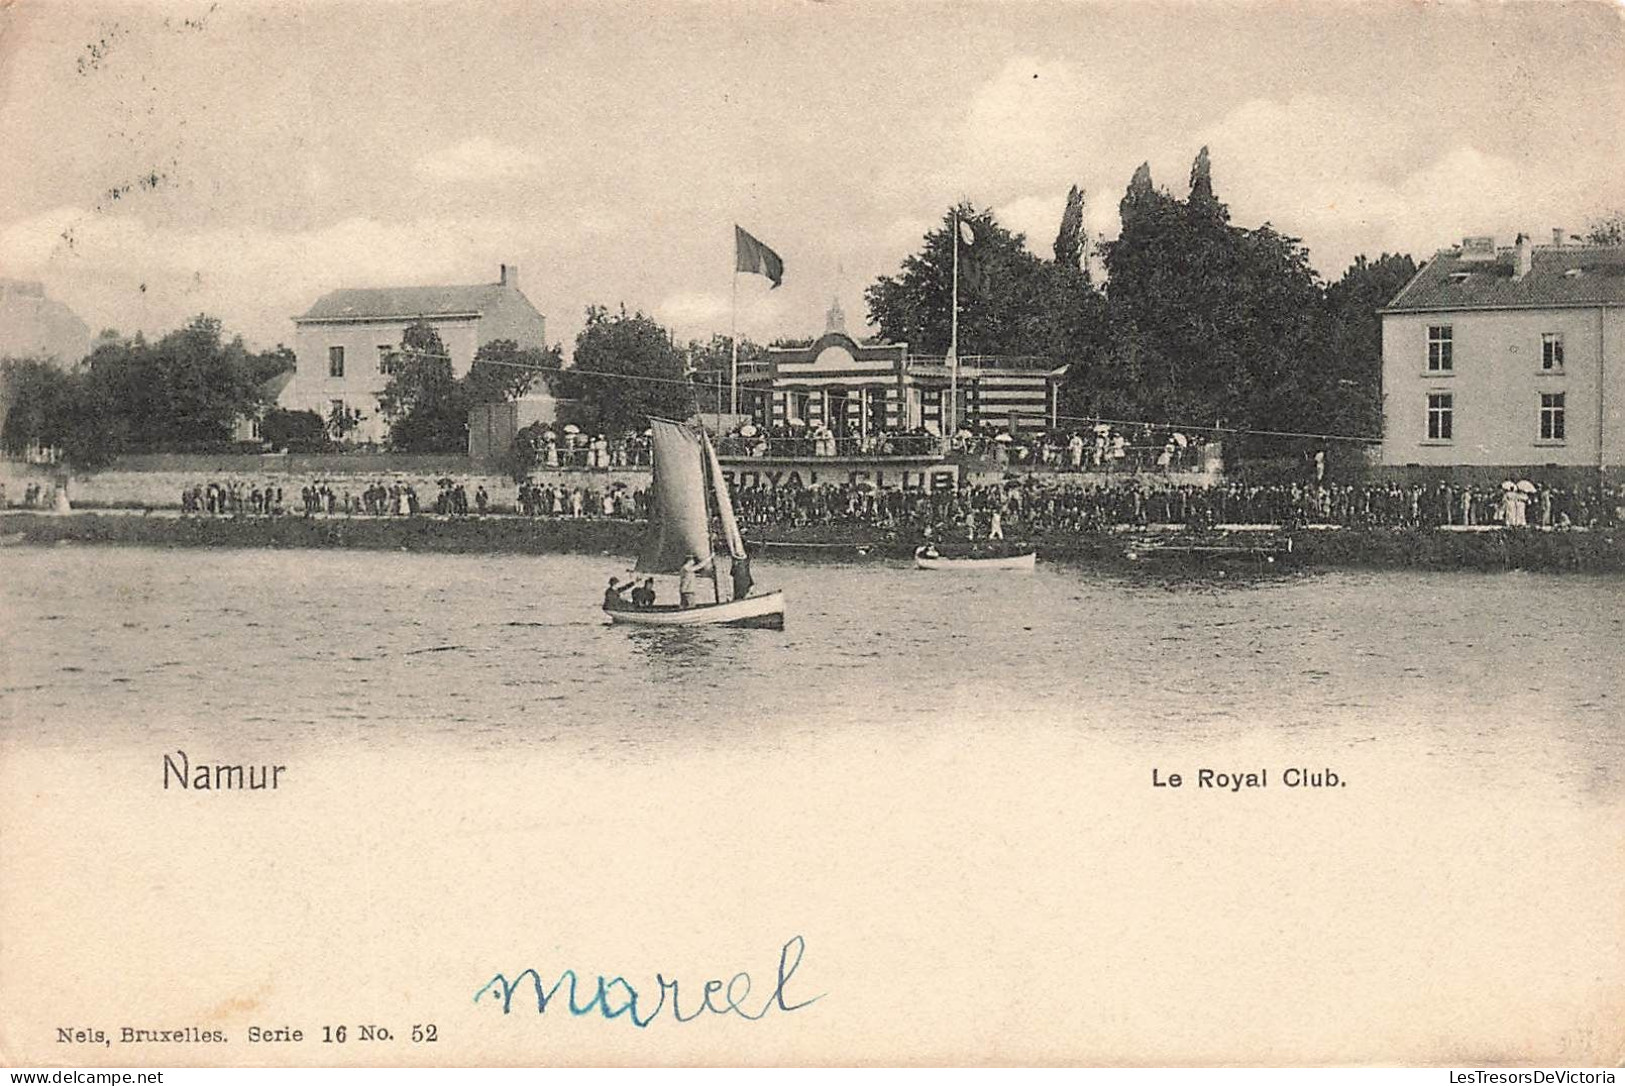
[722, 353, 1062, 375]
[903, 354, 1058, 371]
[715, 433, 943, 458]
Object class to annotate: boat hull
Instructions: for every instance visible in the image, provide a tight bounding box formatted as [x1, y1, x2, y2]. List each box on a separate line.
[914, 548, 1036, 571]
[605, 590, 786, 630]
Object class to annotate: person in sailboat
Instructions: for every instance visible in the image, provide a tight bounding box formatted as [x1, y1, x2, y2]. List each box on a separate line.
[731, 552, 754, 600]
[603, 577, 629, 610]
[632, 577, 657, 609]
[678, 555, 711, 609]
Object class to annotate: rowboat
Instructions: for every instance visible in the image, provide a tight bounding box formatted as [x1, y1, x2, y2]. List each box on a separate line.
[604, 417, 786, 630]
[914, 546, 1036, 571]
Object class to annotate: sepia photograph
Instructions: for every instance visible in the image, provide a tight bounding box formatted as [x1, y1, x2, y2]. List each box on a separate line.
[1, 0, 1623, 1069]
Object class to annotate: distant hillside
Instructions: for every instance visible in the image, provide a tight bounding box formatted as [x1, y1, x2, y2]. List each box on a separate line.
[0, 279, 91, 366]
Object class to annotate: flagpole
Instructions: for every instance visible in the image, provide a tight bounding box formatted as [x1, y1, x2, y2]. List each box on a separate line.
[729, 268, 740, 417]
[948, 208, 960, 453]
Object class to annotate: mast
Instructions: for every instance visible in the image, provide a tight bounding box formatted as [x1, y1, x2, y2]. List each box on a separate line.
[729, 270, 740, 417]
[700, 423, 720, 603]
[948, 207, 960, 453]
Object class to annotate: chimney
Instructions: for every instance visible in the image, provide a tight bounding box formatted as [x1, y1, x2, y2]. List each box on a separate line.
[500, 264, 519, 288]
[1513, 233, 1533, 280]
[1552, 227, 1564, 247]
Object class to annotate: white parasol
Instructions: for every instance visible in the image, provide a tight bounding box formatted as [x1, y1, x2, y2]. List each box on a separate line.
[1516, 480, 1537, 494]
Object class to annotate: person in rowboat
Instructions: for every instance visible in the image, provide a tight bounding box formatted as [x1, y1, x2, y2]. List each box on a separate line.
[603, 577, 628, 610]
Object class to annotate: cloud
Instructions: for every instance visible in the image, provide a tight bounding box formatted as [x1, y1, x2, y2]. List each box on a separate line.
[961, 56, 1123, 192]
[656, 290, 731, 329]
[413, 137, 546, 184]
[994, 192, 1065, 256]
[1197, 95, 1625, 275]
[0, 206, 520, 345]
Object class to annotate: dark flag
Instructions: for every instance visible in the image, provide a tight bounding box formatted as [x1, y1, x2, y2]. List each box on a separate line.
[735, 225, 784, 288]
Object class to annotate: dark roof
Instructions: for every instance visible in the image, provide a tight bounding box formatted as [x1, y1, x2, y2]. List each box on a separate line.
[296, 283, 510, 322]
[259, 369, 295, 398]
[1384, 243, 1625, 312]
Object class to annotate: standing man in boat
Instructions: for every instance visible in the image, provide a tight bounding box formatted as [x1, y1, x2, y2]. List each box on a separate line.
[731, 551, 754, 601]
[679, 555, 710, 608]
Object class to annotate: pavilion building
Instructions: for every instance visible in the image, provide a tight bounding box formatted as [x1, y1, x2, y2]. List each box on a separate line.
[734, 299, 1067, 443]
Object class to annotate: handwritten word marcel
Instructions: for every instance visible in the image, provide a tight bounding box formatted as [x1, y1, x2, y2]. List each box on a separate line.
[473, 936, 819, 1028]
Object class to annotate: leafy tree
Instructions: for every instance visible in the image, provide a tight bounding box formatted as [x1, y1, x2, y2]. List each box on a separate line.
[1053, 184, 1088, 270]
[0, 358, 125, 471]
[499, 421, 551, 483]
[70, 315, 262, 452]
[247, 344, 297, 387]
[1, 359, 70, 455]
[261, 407, 329, 452]
[378, 321, 466, 452]
[557, 304, 693, 434]
[685, 332, 764, 415]
[1066, 154, 1333, 462]
[1188, 145, 1215, 206]
[1321, 252, 1418, 442]
[326, 403, 364, 443]
[464, 338, 560, 405]
[1584, 210, 1625, 245]
[865, 203, 1103, 360]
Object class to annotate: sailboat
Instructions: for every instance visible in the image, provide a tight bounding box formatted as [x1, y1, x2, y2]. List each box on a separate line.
[603, 417, 786, 630]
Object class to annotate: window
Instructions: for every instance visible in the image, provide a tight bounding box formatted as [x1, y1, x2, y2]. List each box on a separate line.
[1427, 392, 1453, 441]
[330, 399, 346, 419]
[378, 345, 399, 375]
[1427, 325, 1453, 372]
[1540, 393, 1565, 441]
[1541, 333, 1564, 371]
[328, 345, 345, 378]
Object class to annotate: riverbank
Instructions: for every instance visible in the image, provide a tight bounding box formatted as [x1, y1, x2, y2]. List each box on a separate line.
[3, 511, 1623, 573]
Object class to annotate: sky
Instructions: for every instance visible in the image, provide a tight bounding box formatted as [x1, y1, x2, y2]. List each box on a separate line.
[2, 0, 1623, 357]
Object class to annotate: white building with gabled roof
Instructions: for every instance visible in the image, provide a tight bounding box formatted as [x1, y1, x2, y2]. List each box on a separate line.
[280, 264, 545, 443]
[1380, 232, 1625, 480]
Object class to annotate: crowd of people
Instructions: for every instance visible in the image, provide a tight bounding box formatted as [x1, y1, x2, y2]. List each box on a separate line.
[530, 428, 653, 469]
[1, 481, 69, 511]
[180, 479, 490, 517]
[705, 419, 1208, 471]
[158, 473, 1625, 533]
[720, 476, 1625, 534]
[714, 422, 940, 458]
[516, 480, 643, 519]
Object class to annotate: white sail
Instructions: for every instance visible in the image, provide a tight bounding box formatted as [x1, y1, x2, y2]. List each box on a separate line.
[636, 419, 712, 574]
[702, 428, 747, 560]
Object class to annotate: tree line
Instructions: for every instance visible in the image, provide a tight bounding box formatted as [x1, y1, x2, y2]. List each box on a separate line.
[1, 317, 295, 471]
[5, 172, 1621, 472]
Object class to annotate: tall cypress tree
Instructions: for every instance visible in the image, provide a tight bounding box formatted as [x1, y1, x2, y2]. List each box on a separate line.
[1053, 184, 1088, 271]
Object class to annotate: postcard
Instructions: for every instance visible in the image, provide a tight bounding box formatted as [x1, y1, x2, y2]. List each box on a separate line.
[2, 0, 1622, 1068]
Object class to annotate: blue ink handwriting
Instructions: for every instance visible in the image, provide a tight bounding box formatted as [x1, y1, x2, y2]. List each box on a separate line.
[473, 935, 820, 1028]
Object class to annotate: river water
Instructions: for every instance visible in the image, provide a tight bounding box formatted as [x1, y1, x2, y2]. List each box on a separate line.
[3, 548, 1621, 786]
[1, 546, 1622, 1063]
